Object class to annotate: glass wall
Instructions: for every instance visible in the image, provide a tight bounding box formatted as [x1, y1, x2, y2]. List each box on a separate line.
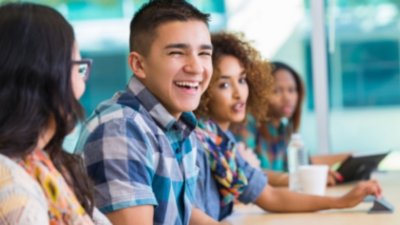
[224, 0, 400, 170]
[327, 0, 400, 155]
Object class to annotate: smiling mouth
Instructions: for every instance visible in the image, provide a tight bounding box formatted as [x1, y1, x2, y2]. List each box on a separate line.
[174, 81, 200, 90]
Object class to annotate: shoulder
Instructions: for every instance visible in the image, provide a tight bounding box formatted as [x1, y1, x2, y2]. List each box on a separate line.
[0, 154, 49, 224]
[76, 95, 160, 154]
[0, 154, 45, 196]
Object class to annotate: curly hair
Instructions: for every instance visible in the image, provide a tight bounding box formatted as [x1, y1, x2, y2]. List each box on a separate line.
[195, 32, 274, 125]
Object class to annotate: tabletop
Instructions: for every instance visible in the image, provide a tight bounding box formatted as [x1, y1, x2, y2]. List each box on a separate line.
[225, 171, 400, 225]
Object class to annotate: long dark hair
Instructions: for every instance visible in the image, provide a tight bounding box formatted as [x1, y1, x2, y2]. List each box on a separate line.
[271, 61, 305, 132]
[0, 3, 93, 215]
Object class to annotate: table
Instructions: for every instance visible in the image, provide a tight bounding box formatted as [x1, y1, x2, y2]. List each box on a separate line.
[226, 171, 400, 225]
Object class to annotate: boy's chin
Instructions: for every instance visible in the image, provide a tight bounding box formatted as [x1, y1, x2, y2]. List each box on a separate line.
[179, 102, 201, 112]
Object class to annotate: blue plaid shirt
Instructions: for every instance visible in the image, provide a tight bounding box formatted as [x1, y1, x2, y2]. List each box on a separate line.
[76, 77, 199, 225]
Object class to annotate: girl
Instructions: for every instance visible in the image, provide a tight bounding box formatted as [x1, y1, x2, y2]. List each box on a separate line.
[193, 32, 382, 221]
[236, 62, 343, 186]
[0, 3, 109, 224]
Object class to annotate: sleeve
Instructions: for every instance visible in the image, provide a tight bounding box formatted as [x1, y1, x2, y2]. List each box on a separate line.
[92, 207, 112, 225]
[82, 117, 158, 213]
[0, 160, 49, 225]
[236, 151, 268, 204]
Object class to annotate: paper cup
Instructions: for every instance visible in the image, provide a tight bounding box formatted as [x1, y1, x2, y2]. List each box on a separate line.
[298, 165, 329, 196]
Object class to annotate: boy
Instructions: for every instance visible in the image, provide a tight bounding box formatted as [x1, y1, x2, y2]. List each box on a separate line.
[76, 1, 215, 224]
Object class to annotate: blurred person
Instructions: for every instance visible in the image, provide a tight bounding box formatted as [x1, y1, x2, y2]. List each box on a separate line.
[235, 61, 344, 186]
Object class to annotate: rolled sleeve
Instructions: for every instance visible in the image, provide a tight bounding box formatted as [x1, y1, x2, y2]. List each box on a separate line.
[237, 152, 268, 204]
[83, 117, 158, 213]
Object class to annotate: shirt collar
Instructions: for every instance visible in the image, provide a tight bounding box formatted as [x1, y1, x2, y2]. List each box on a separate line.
[127, 76, 197, 132]
[198, 119, 236, 149]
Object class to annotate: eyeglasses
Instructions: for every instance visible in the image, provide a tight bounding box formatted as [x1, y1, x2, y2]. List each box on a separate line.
[72, 59, 93, 81]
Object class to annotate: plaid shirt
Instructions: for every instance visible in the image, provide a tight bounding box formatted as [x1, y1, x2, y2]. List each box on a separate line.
[76, 77, 199, 225]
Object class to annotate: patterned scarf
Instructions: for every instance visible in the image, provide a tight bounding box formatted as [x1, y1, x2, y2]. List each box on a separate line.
[19, 149, 94, 225]
[195, 120, 248, 206]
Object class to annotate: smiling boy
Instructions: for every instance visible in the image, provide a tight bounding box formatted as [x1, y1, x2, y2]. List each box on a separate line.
[76, 1, 213, 225]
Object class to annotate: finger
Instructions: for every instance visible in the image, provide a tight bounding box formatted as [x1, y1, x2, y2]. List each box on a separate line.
[327, 175, 336, 186]
[366, 182, 382, 198]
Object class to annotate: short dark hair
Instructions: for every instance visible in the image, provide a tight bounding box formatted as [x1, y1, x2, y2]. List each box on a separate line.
[129, 0, 210, 55]
[0, 2, 93, 215]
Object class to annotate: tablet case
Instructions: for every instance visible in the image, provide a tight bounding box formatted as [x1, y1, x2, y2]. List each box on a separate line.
[336, 152, 389, 183]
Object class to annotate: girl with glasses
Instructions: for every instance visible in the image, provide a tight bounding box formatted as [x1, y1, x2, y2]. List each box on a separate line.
[0, 3, 108, 224]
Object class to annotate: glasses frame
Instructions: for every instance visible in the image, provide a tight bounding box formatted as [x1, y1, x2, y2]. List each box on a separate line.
[72, 58, 93, 81]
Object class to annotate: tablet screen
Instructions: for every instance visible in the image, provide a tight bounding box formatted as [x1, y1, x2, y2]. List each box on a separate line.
[336, 152, 389, 183]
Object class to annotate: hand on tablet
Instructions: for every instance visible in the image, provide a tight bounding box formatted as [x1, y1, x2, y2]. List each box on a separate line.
[327, 170, 344, 186]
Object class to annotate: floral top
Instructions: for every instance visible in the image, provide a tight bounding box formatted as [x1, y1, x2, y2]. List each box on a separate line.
[0, 149, 110, 225]
[235, 116, 291, 171]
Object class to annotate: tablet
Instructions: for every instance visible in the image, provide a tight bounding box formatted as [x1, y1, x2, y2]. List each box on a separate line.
[336, 152, 390, 183]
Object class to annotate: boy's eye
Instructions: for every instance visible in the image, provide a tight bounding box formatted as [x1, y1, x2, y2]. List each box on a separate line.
[199, 51, 212, 56]
[169, 51, 183, 55]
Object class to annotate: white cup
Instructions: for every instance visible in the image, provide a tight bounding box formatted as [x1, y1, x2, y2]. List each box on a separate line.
[298, 165, 329, 196]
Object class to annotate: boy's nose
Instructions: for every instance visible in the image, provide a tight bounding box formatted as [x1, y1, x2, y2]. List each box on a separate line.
[184, 56, 204, 74]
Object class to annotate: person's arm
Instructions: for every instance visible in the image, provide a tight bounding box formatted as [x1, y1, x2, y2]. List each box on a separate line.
[264, 170, 289, 187]
[189, 208, 230, 225]
[82, 118, 158, 225]
[265, 170, 343, 187]
[106, 206, 153, 225]
[254, 180, 382, 212]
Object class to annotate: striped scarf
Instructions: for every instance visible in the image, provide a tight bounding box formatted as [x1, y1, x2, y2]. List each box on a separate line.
[195, 120, 248, 206]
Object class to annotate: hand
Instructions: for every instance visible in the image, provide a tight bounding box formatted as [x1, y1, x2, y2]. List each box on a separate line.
[327, 170, 343, 186]
[237, 142, 260, 169]
[336, 180, 382, 208]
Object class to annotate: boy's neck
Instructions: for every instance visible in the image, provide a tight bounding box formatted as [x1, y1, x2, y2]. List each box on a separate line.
[171, 112, 182, 119]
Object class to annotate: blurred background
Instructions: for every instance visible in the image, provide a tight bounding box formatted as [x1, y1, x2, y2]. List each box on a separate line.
[2, 0, 399, 169]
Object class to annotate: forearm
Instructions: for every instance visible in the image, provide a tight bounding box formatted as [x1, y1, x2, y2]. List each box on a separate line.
[106, 206, 153, 225]
[265, 170, 289, 187]
[255, 185, 340, 212]
[189, 208, 228, 225]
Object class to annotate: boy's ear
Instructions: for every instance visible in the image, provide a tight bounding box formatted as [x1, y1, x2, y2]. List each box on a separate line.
[128, 51, 146, 79]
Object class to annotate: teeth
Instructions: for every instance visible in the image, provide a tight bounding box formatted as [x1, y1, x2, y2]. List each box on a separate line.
[175, 81, 199, 88]
[233, 103, 244, 110]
